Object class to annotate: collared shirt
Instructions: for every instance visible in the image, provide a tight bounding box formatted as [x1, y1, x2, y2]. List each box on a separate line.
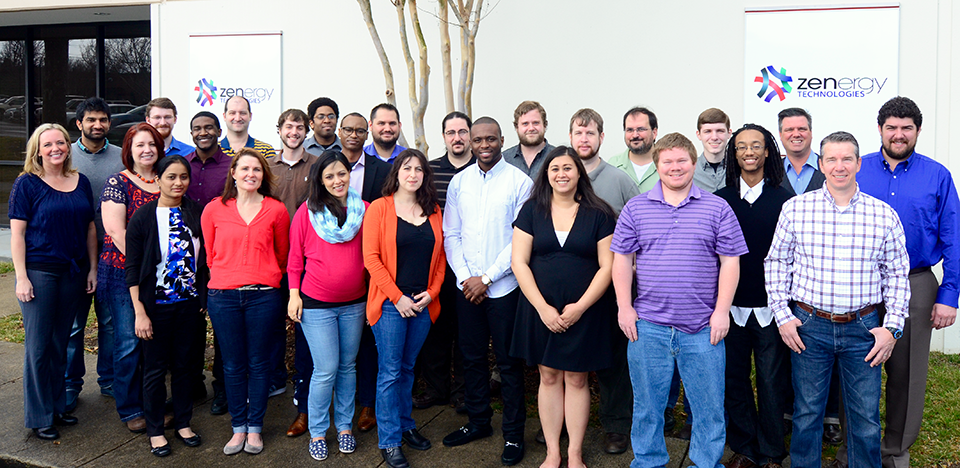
[443, 157, 532, 298]
[430, 153, 476, 211]
[693, 153, 726, 192]
[165, 136, 195, 157]
[502, 141, 555, 177]
[363, 142, 406, 163]
[783, 152, 819, 196]
[220, 135, 276, 159]
[304, 135, 342, 155]
[72, 139, 124, 199]
[607, 149, 659, 193]
[730, 178, 771, 326]
[765, 186, 911, 330]
[184, 148, 232, 207]
[348, 155, 365, 195]
[858, 150, 960, 307]
[269, 149, 320, 219]
[740, 177, 764, 204]
[587, 159, 641, 216]
[611, 181, 748, 334]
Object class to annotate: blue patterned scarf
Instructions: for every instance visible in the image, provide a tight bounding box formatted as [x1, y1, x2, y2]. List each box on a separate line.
[309, 188, 365, 243]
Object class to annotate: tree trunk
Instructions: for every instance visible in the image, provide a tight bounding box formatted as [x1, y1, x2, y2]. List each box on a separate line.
[394, 0, 429, 154]
[356, 0, 409, 148]
[439, 0, 455, 114]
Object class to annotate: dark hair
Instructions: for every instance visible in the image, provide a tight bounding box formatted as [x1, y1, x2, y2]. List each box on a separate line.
[76, 97, 111, 122]
[308, 97, 339, 120]
[121, 123, 165, 172]
[723, 124, 785, 188]
[220, 147, 276, 204]
[442, 111, 472, 132]
[155, 155, 201, 234]
[224, 95, 251, 113]
[622, 106, 657, 130]
[277, 108, 309, 128]
[472, 116, 501, 136]
[777, 107, 812, 132]
[530, 146, 614, 219]
[190, 111, 221, 130]
[697, 108, 730, 131]
[819, 131, 860, 159]
[307, 151, 353, 226]
[370, 103, 400, 123]
[156, 154, 191, 179]
[878, 96, 922, 129]
[341, 112, 368, 126]
[382, 149, 439, 216]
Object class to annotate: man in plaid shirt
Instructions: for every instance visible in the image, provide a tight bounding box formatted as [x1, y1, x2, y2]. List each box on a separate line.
[765, 131, 910, 468]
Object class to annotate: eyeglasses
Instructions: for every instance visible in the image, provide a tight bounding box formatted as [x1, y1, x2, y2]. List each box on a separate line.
[736, 144, 764, 153]
[444, 129, 469, 137]
[315, 113, 337, 121]
[340, 127, 367, 136]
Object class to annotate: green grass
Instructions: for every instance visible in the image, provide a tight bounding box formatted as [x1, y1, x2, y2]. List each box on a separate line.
[0, 262, 14, 275]
[0, 313, 24, 343]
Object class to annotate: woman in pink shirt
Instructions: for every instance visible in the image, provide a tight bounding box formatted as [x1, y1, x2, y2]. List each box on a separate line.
[287, 152, 367, 461]
[200, 148, 289, 456]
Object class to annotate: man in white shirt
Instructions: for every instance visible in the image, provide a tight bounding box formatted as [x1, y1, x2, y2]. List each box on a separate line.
[442, 117, 532, 466]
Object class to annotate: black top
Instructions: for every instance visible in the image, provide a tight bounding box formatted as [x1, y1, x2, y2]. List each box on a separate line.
[780, 169, 826, 196]
[429, 153, 476, 211]
[395, 216, 435, 295]
[301, 292, 365, 310]
[715, 183, 793, 308]
[360, 154, 392, 203]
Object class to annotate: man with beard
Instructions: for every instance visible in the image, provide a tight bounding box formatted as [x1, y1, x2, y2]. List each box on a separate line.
[66, 97, 125, 412]
[778, 108, 825, 196]
[304, 97, 341, 155]
[503, 101, 554, 178]
[692, 108, 732, 192]
[220, 95, 276, 159]
[834, 97, 959, 468]
[442, 117, 532, 466]
[567, 108, 638, 455]
[184, 111, 232, 415]
[413, 111, 475, 413]
[145, 98, 194, 157]
[608, 107, 660, 193]
[364, 103, 406, 163]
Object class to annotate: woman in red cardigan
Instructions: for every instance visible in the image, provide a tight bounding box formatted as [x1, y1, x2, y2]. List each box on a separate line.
[363, 149, 445, 468]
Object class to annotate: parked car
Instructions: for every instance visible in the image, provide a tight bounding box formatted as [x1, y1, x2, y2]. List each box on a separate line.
[107, 104, 148, 141]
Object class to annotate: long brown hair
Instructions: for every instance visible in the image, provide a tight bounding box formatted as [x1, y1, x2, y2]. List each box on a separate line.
[382, 149, 439, 216]
[219, 147, 277, 204]
[530, 146, 613, 219]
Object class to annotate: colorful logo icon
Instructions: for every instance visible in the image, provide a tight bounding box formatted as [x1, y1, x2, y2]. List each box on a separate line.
[194, 78, 218, 107]
[754, 66, 793, 102]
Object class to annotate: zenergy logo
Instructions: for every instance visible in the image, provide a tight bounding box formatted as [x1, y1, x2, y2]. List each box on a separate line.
[753, 65, 888, 102]
[195, 78, 218, 107]
[754, 66, 793, 102]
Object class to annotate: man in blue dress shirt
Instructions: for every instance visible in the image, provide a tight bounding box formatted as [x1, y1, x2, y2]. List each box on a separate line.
[842, 96, 959, 468]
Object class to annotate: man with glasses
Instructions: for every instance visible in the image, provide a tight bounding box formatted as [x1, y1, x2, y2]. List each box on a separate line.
[608, 107, 660, 193]
[145, 98, 194, 157]
[304, 97, 341, 155]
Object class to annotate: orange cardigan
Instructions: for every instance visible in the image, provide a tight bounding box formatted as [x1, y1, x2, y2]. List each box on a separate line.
[362, 195, 446, 325]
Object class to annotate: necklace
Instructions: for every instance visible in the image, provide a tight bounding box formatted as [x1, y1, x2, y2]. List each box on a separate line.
[130, 170, 155, 184]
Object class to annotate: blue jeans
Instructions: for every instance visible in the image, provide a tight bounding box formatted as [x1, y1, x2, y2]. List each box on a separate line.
[97, 265, 142, 422]
[667, 361, 693, 424]
[627, 319, 725, 468]
[65, 293, 113, 393]
[299, 302, 365, 438]
[371, 300, 432, 449]
[789, 304, 882, 468]
[207, 288, 284, 433]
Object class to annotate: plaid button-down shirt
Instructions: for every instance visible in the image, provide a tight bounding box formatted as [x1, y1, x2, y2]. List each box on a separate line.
[765, 185, 911, 330]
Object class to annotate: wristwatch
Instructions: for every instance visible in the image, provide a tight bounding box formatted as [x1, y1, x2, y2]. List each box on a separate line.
[886, 326, 903, 339]
[481, 274, 492, 286]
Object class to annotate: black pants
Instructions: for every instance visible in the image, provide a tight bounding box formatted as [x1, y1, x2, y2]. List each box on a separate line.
[415, 268, 465, 402]
[143, 299, 203, 436]
[596, 328, 633, 435]
[724, 313, 790, 464]
[457, 289, 525, 441]
[356, 324, 379, 408]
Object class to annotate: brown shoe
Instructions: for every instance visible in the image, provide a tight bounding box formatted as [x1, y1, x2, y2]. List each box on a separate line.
[163, 412, 174, 429]
[603, 432, 629, 454]
[724, 453, 758, 468]
[286, 412, 308, 437]
[126, 416, 146, 433]
[358, 406, 376, 432]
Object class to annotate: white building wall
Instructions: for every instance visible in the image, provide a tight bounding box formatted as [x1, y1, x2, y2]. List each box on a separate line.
[152, 0, 960, 353]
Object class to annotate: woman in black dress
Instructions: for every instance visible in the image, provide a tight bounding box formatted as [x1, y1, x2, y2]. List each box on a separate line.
[510, 146, 616, 468]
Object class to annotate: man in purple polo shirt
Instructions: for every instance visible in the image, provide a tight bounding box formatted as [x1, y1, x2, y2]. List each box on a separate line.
[611, 133, 747, 468]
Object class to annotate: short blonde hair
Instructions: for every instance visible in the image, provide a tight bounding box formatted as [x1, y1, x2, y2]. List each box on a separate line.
[23, 123, 76, 177]
[652, 133, 698, 167]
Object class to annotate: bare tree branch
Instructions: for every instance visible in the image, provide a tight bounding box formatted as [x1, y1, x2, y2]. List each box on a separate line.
[438, 0, 455, 114]
[356, 0, 409, 147]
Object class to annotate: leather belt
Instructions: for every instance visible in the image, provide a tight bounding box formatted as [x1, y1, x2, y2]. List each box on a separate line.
[796, 301, 876, 324]
[236, 284, 274, 291]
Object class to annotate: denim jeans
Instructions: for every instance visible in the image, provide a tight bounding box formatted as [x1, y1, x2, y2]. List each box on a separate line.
[97, 265, 143, 422]
[627, 319, 725, 468]
[207, 288, 284, 433]
[299, 302, 365, 438]
[789, 304, 882, 468]
[371, 300, 432, 449]
[65, 293, 113, 393]
[667, 361, 693, 425]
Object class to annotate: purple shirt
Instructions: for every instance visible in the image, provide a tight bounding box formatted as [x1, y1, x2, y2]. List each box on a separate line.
[611, 181, 748, 334]
[184, 147, 231, 207]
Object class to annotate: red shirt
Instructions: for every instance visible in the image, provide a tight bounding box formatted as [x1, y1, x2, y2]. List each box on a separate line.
[201, 196, 290, 289]
[287, 203, 368, 303]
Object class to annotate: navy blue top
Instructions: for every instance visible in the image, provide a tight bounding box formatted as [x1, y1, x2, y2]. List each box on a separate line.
[858, 150, 960, 307]
[9, 173, 95, 273]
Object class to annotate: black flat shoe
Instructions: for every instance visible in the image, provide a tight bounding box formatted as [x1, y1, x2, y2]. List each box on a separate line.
[54, 413, 78, 426]
[32, 427, 59, 440]
[501, 440, 525, 466]
[381, 446, 410, 468]
[442, 422, 493, 447]
[402, 428, 432, 450]
[175, 431, 202, 447]
[150, 443, 172, 457]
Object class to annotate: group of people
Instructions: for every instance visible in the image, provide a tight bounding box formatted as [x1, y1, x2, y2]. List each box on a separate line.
[11, 93, 956, 468]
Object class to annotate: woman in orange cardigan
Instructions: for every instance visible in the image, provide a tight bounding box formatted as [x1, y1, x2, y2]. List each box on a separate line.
[363, 149, 445, 468]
